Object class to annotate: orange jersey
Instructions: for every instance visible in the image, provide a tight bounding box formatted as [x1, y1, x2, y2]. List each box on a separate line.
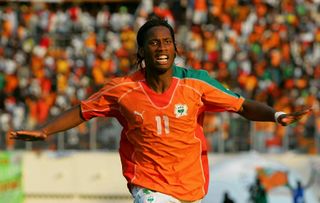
[80, 65, 244, 201]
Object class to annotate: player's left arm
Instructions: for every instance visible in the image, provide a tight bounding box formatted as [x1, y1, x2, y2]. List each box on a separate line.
[237, 99, 312, 126]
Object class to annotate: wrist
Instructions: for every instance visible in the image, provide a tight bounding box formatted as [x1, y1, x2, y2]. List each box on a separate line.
[274, 111, 286, 123]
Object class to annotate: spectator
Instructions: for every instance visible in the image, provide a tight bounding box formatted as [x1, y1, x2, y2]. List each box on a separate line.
[249, 176, 268, 203]
[9, 17, 311, 203]
[0, 1, 318, 153]
[109, 6, 134, 32]
[286, 168, 316, 203]
[222, 191, 235, 203]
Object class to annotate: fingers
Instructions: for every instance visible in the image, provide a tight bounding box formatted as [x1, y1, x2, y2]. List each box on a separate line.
[9, 131, 46, 141]
[9, 131, 22, 140]
[290, 108, 312, 117]
[280, 107, 312, 126]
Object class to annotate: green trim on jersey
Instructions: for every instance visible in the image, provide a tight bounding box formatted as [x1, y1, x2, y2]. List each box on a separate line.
[172, 65, 240, 98]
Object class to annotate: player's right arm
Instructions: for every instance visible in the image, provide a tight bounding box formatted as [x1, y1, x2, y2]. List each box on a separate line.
[10, 104, 84, 141]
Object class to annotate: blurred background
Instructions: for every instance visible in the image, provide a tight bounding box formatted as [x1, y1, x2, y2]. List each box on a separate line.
[0, 0, 319, 202]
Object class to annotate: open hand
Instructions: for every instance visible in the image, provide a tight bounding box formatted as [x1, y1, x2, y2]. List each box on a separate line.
[10, 130, 48, 141]
[278, 107, 312, 126]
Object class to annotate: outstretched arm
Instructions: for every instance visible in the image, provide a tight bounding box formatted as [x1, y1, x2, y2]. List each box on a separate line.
[10, 104, 85, 141]
[238, 100, 312, 126]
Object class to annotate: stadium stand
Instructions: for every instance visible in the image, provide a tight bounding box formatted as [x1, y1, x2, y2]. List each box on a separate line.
[0, 1, 319, 154]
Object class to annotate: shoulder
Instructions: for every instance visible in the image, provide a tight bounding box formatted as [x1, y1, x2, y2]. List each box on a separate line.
[173, 65, 209, 80]
[108, 70, 144, 85]
[173, 65, 242, 98]
[100, 70, 144, 92]
[173, 65, 221, 88]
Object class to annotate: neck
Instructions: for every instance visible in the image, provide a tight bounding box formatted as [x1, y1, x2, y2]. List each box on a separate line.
[145, 68, 173, 93]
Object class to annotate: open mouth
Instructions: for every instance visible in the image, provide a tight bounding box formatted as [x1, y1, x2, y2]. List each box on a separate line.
[155, 55, 169, 65]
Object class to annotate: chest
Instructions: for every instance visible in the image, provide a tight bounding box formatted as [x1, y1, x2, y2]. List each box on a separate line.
[118, 84, 203, 135]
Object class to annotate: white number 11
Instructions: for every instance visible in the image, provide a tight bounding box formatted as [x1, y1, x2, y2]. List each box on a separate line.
[155, 115, 170, 135]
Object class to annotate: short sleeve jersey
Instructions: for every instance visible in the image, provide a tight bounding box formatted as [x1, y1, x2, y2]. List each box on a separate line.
[80, 65, 244, 201]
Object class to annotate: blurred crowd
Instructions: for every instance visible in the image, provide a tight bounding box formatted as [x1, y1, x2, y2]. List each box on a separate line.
[0, 0, 319, 153]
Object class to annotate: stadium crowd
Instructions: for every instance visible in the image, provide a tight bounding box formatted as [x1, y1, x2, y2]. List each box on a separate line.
[0, 0, 319, 153]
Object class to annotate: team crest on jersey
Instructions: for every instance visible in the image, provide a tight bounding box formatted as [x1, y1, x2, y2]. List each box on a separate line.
[174, 104, 188, 118]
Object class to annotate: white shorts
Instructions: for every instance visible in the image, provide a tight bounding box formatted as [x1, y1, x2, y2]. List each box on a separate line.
[131, 186, 202, 203]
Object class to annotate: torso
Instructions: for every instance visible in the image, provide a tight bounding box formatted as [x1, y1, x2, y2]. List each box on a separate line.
[80, 65, 244, 201]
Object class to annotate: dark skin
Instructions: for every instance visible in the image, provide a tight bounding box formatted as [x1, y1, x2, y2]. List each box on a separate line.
[140, 26, 176, 93]
[9, 25, 312, 141]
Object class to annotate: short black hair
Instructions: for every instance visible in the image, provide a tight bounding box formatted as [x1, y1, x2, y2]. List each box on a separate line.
[137, 16, 175, 48]
[136, 16, 177, 68]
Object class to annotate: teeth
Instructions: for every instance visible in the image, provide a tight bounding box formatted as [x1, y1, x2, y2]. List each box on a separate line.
[157, 55, 168, 59]
[156, 55, 168, 64]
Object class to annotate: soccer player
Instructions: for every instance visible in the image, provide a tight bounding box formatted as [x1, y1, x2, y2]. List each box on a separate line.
[10, 18, 311, 203]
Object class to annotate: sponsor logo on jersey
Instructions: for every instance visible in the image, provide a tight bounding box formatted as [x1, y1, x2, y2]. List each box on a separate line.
[134, 110, 144, 124]
[174, 104, 188, 118]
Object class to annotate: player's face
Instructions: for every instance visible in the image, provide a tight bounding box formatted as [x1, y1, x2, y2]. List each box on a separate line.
[142, 26, 176, 74]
